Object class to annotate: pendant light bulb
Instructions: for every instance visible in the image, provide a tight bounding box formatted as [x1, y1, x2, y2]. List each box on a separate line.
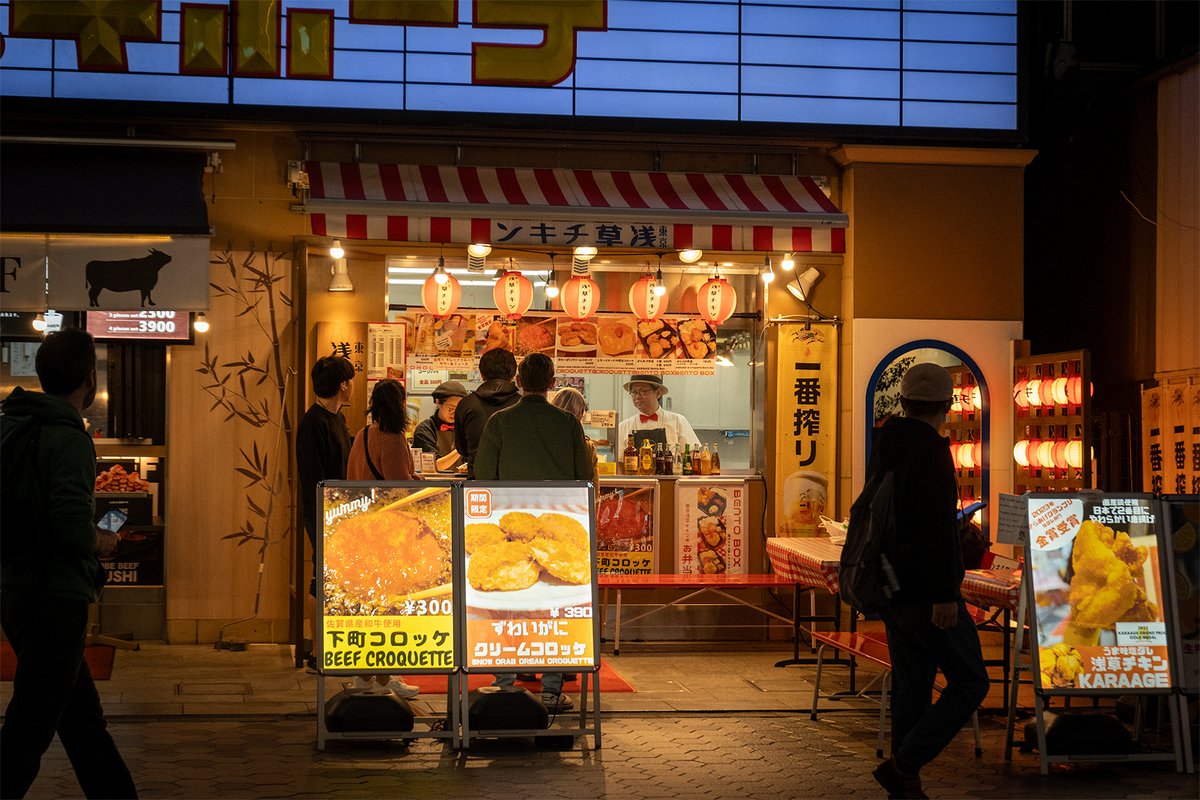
[329, 239, 344, 259]
[653, 267, 667, 297]
[433, 256, 449, 284]
[193, 312, 210, 333]
[544, 272, 560, 299]
[781, 252, 796, 272]
[31, 313, 46, 332]
[762, 255, 776, 284]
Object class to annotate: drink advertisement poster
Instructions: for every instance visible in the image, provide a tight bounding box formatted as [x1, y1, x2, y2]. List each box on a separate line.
[674, 479, 748, 575]
[318, 482, 457, 675]
[1162, 496, 1199, 693]
[1027, 493, 1174, 695]
[596, 480, 659, 575]
[461, 483, 597, 672]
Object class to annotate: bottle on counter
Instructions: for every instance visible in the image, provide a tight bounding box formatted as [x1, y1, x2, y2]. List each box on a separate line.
[663, 444, 674, 475]
[699, 443, 712, 475]
[653, 443, 664, 475]
[639, 438, 654, 476]
[711, 442, 721, 475]
[682, 443, 692, 475]
[672, 443, 683, 476]
[623, 433, 638, 475]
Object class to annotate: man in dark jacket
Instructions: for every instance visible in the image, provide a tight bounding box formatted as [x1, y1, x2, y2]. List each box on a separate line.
[296, 355, 354, 596]
[0, 328, 138, 798]
[455, 348, 519, 479]
[474, 353, 592, 711]
[869, 362, 989, 800]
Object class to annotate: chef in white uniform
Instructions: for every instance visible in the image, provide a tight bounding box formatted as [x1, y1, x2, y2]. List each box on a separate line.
[617, 375, 700, 451]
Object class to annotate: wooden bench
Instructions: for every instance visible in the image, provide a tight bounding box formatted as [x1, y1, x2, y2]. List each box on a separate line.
[598, 573, 795, 655]
[810, 630, 982, 759]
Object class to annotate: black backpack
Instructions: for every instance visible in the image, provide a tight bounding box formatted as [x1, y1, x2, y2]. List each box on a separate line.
[838, 469, 901, 613]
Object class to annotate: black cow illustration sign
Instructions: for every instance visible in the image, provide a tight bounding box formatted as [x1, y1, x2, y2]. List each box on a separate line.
[0, 235, 213, 312]
[86, 248, 173, 307]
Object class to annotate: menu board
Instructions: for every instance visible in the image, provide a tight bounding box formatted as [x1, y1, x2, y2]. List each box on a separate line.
[1162, 496, 1199, 692]
[1027, 493, 1174, 694]
[596, 480, 658, 575]
[318, 482, 457, 674]
[366, 322, 406, 381]
[675, 479, 748, 575]
[462, 484, 597, 672]
[86, 310, 191, 342]
[400, 311, 716, 376]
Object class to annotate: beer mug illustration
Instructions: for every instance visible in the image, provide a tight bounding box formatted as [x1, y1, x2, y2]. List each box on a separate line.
[782, 470, 828, 535]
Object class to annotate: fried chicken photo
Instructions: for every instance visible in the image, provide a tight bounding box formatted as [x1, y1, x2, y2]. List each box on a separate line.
[467, 541, 540, 591]
[1064, 520, 1157, 645]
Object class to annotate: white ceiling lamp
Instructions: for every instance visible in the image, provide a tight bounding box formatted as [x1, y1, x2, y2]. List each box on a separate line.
[328, 258, 354, 292]
[572, 245, 597, 276]
[780, 252, 796, 272]
[432, 256, 450, 285]
[787, 266, 822, 305]
[193, 312, 210, 333]
[328, 239, 345, 259]
[678, 248, 703, 264]
[467, 243, 490, 273]
[761, 254, 776, 284]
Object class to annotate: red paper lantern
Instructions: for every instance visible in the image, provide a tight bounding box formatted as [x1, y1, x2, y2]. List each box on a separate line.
[1065, 440, 1084, 469]
[1026, 379, 1043, 407]
[1051, 377, 1069, 406]
[560, 275, 602, 320]
[1013, 439, 1032, 467]
[1038, 379, 1055, 407]
[492, 270, 533, 320]
[1067, 376, 1084, 405]
[1013, 379, 1029, 409]
[1051, 440, 1070, 469]
[698, 276, 737, 326]
[628, 275, 668, 321]
[421, 272, 461, 318]
[972, 441, 982, 468]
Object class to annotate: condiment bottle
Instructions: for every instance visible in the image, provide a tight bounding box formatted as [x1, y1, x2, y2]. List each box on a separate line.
[682, 443, 692, 475]
[699, 443, 712, 475]
[623, 433, 638, 475]
[711, 442, 721, 475]
[639, 438, 654, 476]
[672, 443, 683, 476]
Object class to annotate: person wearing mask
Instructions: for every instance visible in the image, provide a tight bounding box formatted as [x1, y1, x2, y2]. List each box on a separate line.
[454, 348, 520, 479]
[345, 378, 421, 699]
[616, 374, 699, 451]
[296, 356, 354, 607]
[412, 381, 467, 472]
[474, 354, 592, 712]
[0, 328, 139, 799]
[868, 362, 989, 800]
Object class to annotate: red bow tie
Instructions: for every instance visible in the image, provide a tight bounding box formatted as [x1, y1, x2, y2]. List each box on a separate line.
[439, 422, 454, 431]
[639, 413, 659, 423]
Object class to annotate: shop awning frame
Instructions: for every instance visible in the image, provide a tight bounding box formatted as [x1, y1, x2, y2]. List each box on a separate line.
[304, 162, 847, 253]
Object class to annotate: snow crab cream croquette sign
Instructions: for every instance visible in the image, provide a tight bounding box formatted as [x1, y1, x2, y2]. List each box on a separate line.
[1027, 493, 1174, 694]
[462, 485, 597, 672]
[319, 483, 457, 674]
[675, 480, 748, 575]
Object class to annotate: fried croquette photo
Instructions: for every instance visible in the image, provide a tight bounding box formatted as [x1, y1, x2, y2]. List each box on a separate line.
[465, 523, 507, 554]
[528, 536, 590, 585]
[535, 512, 589, 549]
[499, 511, 542, 542]
[467, 541, 541, 592]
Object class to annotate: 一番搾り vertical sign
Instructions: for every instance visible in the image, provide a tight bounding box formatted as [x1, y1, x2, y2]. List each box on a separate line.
[1027, 493, 1174, 694]
[462, 484, 597, 673]
[319, 483, 456, 674]
[774, 323, 838, 537]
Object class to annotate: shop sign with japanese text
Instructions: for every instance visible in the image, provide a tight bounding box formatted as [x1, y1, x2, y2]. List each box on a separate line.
[462, 485, 596, 671]
[675, 479, 747, 576]
[596, 481, 658, 575]
[1027, 493, 1175, 694]
[774, 324, 838, 537]
[319, 483, 456, 674]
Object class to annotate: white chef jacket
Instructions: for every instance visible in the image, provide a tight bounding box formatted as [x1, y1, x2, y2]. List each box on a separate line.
[618, 407, 700, 451]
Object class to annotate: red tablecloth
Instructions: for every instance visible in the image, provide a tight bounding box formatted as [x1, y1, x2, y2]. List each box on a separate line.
[765, 536, 843, 595]
[960, 568, 1023, 612]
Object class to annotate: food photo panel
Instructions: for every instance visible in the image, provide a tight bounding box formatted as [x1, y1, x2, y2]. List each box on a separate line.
[318, 482, 458, 675]
[460, 483, 598, 673]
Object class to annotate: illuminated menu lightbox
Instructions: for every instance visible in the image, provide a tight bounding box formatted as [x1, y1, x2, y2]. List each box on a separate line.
[86, 311, 192, 342]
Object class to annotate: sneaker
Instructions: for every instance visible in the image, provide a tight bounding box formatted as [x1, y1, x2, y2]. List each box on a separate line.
[872, 757, 927, 800]
[516, 673, 538, 682]
[562, 673, 578, 682]
[380, 679, 420, 699]
[541, 692, 574, 712]
[352, 676, 374, 690]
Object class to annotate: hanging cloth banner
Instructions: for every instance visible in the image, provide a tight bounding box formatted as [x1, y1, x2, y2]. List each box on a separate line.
[44, 235, 212, 311]
[774, 323, 839, 538]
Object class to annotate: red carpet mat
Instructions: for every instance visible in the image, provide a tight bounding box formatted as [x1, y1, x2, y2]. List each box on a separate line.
[399, 660, 634, 694]
[0, 641, 116, 681]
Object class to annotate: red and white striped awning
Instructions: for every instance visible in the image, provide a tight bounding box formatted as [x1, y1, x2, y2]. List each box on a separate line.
[304, 162, 846, 253]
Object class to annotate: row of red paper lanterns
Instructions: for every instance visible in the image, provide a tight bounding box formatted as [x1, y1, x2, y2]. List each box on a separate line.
[1013, 438, 1084, 469]
[422, 271, 738, 325]
[1014, 376, 1089, 408]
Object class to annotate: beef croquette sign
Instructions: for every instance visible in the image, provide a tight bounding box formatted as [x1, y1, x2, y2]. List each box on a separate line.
[1026, 493, 1175, 695]
[318, 483, 457, 674]
[462, 485, 598, 672]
